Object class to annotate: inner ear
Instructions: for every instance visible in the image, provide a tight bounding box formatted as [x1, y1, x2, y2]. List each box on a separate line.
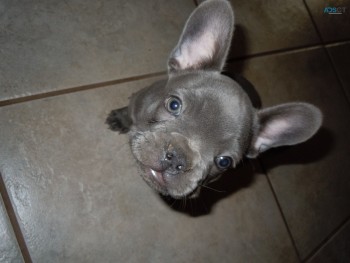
[168, 31, 218, 71]
[247, 102, 322, 158]
[168, 0, 234, 72]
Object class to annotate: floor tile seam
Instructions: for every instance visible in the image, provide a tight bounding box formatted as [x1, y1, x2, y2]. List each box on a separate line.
[302, 0, 324, 43]
[228, 43, 324, 63]
[303, 215, 350, 262]
[0, 71, 166, 108]
[0, 173, 33, 263]
[323, 47, 350, 107]
[302, 0, 350, 107]
[258, 159, 302, 262]
[301, 0, 350, 48]
[226, 0, 349, 62]
[2, 39, 349, 109]
[258, 8, 350, 261]
[325, 40, 350, 48]
[227, 38, 347, 63]
[226, 0, 325, 63]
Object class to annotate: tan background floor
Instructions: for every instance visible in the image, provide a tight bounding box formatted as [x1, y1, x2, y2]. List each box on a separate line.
[1, 0, 349, 262]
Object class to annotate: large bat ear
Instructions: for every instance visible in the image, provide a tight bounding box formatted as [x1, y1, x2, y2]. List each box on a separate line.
[247, 103, 323, 158]
[168, 0, 234, 73]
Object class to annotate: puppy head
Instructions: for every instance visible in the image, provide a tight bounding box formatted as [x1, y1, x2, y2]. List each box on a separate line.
[129, 72, 255, 198]
[126, 0, 322, 199]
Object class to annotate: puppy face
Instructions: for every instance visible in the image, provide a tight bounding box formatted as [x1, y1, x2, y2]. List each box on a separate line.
[128, 72, 255, 198]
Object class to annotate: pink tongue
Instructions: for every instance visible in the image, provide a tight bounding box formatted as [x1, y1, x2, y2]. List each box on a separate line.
[150, 168, 165, 185]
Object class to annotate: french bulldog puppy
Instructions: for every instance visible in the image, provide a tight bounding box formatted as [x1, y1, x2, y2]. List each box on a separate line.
[106, 0, 322, 199]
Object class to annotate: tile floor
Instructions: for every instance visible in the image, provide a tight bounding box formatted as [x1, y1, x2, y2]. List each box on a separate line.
[0, 0, 349, 262]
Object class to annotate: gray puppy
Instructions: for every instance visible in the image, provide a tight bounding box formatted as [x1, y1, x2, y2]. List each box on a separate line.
[106, 0, 322, 199]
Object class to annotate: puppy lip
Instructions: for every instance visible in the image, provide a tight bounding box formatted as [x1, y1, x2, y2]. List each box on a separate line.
[149, 168, 165, 185]
[138, 164, 168, 195]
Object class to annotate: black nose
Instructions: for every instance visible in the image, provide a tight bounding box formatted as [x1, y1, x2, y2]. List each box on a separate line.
[163, 151, 186, 173]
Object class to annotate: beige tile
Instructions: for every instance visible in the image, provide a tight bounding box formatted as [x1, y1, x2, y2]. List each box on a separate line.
[306, 0, 350, 42]
[0, 194, 24, 263]
[0, 0, 194, 101]
[0, 77, 299, 262]
[228, 47, 350, 259]
[308, 220, 350, 263]
[327, 42, 350, 101]
[227, 0, 320, 58]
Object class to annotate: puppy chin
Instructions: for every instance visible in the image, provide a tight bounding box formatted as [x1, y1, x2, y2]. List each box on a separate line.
[184, 187, 202, 199]
[166, 185, 201, 200]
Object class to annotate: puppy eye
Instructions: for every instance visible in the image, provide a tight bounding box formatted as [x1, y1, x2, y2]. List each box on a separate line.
[215, 156, 232, 170]
[165, 96, 182, 116]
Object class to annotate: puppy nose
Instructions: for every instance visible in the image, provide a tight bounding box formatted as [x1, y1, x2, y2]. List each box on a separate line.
[164, 151, 186, 173]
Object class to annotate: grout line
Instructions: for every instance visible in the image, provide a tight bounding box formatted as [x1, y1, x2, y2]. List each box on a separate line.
[0, 173, 33, 263]
[302, 0, 324, 43]
[325, 39, 350, 48]
[258, 5, 350, 262]
[258, 159, 302, 262]
[300, 6, 350, 259]
[303, 215, 350, 262]
[227, 0, 349, 64]
[228, 44, 323, 62]
[0, 0, 347, 109]
[303, 0, 350, 112]
[323, 47, 350, 107]
[0, 41, 348, 109]
[0, 71, 166, 108]
[228, 38, 350, 62]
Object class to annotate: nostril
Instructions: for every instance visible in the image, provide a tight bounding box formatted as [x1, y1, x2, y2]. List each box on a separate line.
[176, 165, 183, 171]
[165, 152, 173, 160]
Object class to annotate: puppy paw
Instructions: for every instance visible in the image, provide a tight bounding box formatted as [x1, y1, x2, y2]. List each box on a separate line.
[105, 107, 132, 134]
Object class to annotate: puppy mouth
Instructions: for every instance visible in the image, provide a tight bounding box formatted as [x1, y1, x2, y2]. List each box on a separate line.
[137, 163, 202, 199]
[138, 164, 169, 195]
[149, 168, 165, 186]
[130, 131, 205, 198]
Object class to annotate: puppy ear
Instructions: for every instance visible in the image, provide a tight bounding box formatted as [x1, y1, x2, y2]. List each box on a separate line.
[247, 103, 322, 158]
[168, 0, 234, 73]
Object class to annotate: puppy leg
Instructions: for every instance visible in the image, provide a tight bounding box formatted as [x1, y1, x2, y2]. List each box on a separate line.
[105, 107, 132, 134]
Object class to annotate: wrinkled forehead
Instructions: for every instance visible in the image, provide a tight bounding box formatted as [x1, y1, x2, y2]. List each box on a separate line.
[166, 72, 248, 120]
[167, 71, 231, 92]
[165, 72, 252, 148]
[166, 72, 246, 101]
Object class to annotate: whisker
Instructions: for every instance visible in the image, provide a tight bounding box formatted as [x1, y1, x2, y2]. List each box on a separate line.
[200, 184, 226, 193]
[200, 198, 209, 214]
[181, 196, 187, 210]
[189, 198, 194, 215]
[241, 157, 245, 167]
[169, 198, 177, 208]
